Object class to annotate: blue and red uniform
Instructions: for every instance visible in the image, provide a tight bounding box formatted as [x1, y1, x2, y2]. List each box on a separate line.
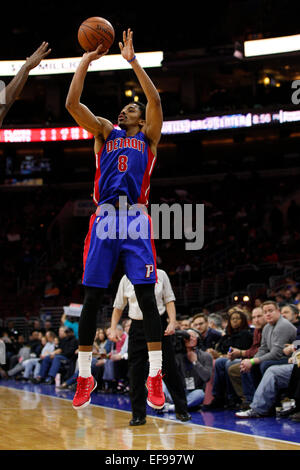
[82, 128, 157, 288]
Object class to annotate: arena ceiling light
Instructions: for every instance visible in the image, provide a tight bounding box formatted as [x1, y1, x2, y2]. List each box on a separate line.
[244, 33, 300, 57]
[0, 51, 163, 76]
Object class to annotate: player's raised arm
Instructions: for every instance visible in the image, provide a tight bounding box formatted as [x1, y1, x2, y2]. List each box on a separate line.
[119, 29, 163, 150]
[0, 42, 51, 127]
[65, 45, 114, 141]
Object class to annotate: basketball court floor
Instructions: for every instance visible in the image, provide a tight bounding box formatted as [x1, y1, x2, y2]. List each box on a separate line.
[0, 379, 300, 451]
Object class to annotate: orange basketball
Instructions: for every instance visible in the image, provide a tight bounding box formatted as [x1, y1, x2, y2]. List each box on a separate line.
[78, 16, 115, 52]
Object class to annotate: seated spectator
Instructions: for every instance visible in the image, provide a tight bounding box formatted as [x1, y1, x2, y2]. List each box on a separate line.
[102, 325, 128, 392]
[22, 330, 57, 381]
[179, 316, 191, 330]
[283, 350, 300, 421]
[7, 330, 43, 379]
[34, 327, 78, 384]
[108, 322, 131, 393]
[221, 312, 229, 332]
[93, 328, 110, 356]
[202, 308, 253, 410]
[281, 304, 300, 335]
[6, 331, 27, 370]
[163, 328, 213, 411]
[207, 314, 224, 334]
[238, 301, 297, 404]
[191, 313, 222, 351]
[227, 306, 266, 408]
[235, 346, 300, 419]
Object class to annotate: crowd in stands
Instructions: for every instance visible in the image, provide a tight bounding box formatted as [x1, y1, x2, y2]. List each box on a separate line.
[2, 284, 300, 423]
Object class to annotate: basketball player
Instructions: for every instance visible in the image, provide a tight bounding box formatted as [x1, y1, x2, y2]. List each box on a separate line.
[65, 29, 165, 410]
[0, 42, 51, 127]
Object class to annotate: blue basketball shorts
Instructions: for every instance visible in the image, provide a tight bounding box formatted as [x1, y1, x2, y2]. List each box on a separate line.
[82, 208, 157, 288]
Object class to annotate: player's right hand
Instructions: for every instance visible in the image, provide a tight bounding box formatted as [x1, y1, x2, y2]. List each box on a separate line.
[82, 44, 109, 63]
[25, 42, 51, 70]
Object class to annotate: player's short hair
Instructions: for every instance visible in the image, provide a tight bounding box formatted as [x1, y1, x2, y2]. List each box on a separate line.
[132, 101, 146, 120]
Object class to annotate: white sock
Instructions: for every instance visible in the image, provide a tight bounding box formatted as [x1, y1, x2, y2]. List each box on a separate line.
[78, 351, 92, 378]
[148, 350, 162, 377]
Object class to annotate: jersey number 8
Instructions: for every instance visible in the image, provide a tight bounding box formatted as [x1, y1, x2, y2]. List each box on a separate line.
[118, 155, 128, 172]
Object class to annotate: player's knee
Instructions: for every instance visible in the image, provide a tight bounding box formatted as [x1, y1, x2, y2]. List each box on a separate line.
[83, 286, 105, 309]
[134, 283, 155, 307]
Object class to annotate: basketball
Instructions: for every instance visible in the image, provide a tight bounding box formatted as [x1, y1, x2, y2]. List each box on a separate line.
[78, 16, 115, 52]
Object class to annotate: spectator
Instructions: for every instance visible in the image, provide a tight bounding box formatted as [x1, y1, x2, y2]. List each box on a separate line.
[238, 301, 297, 404]
[6, 330, 42, 379]
[283, 352, 300, 421]
[235, 343, 300, 419]
[202, 308, 253, 410]
[227, 307, 266, 408]
[281, 304, 300, 334]
[179, 316, 191, 330]
[191, 313, 222, 350]
[26, 330, 43, 357]
[33, 327, 78, 384]
[163, 328, 213, 411]
[221, 312, 229, 332]
[207, 313, 224, 333]
[101, 324, 128, 393]
[23, 330, 57, 381]
[93, 328, 110, 356]
[6, 332, 27, 370]
[108, 322, 131, 393]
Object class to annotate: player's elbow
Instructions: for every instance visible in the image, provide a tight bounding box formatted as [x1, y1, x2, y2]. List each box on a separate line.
[65, 97, 80, 112]
[150, 94, 161, 107]
[65, 99, 74, 111]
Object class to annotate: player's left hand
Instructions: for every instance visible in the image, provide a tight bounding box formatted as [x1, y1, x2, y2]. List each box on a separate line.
[119, 28, 135, 62]
[25, 42, 51, 70]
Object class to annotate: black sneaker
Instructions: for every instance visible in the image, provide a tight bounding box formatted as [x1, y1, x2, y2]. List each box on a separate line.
[175, 412, 191, 422]
[129, 416, 146, 426]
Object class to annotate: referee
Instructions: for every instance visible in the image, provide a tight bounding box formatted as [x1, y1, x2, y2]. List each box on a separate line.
[110, 269, 191, 426]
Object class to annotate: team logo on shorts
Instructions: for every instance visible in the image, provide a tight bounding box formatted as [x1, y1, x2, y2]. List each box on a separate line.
[145, 264, 154, 278]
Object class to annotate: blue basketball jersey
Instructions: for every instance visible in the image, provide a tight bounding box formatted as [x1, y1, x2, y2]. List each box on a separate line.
[93, 128, 156, 207]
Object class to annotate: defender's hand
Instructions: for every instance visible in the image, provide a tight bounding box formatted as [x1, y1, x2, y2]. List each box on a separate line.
[25, 42, 51, 70]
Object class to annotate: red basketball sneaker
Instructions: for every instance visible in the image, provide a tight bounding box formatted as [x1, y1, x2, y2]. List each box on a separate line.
[146, 370, 165, 409]
[72, 376, 97, 409]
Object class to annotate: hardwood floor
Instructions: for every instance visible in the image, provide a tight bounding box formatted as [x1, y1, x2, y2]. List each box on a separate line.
[0, 386, 299, 451]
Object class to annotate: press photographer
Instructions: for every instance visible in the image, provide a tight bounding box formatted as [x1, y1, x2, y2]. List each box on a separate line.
[164, 328, 213, 411]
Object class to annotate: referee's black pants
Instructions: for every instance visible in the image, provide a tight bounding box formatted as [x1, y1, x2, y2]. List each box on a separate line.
[128, 312, 188, 419]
